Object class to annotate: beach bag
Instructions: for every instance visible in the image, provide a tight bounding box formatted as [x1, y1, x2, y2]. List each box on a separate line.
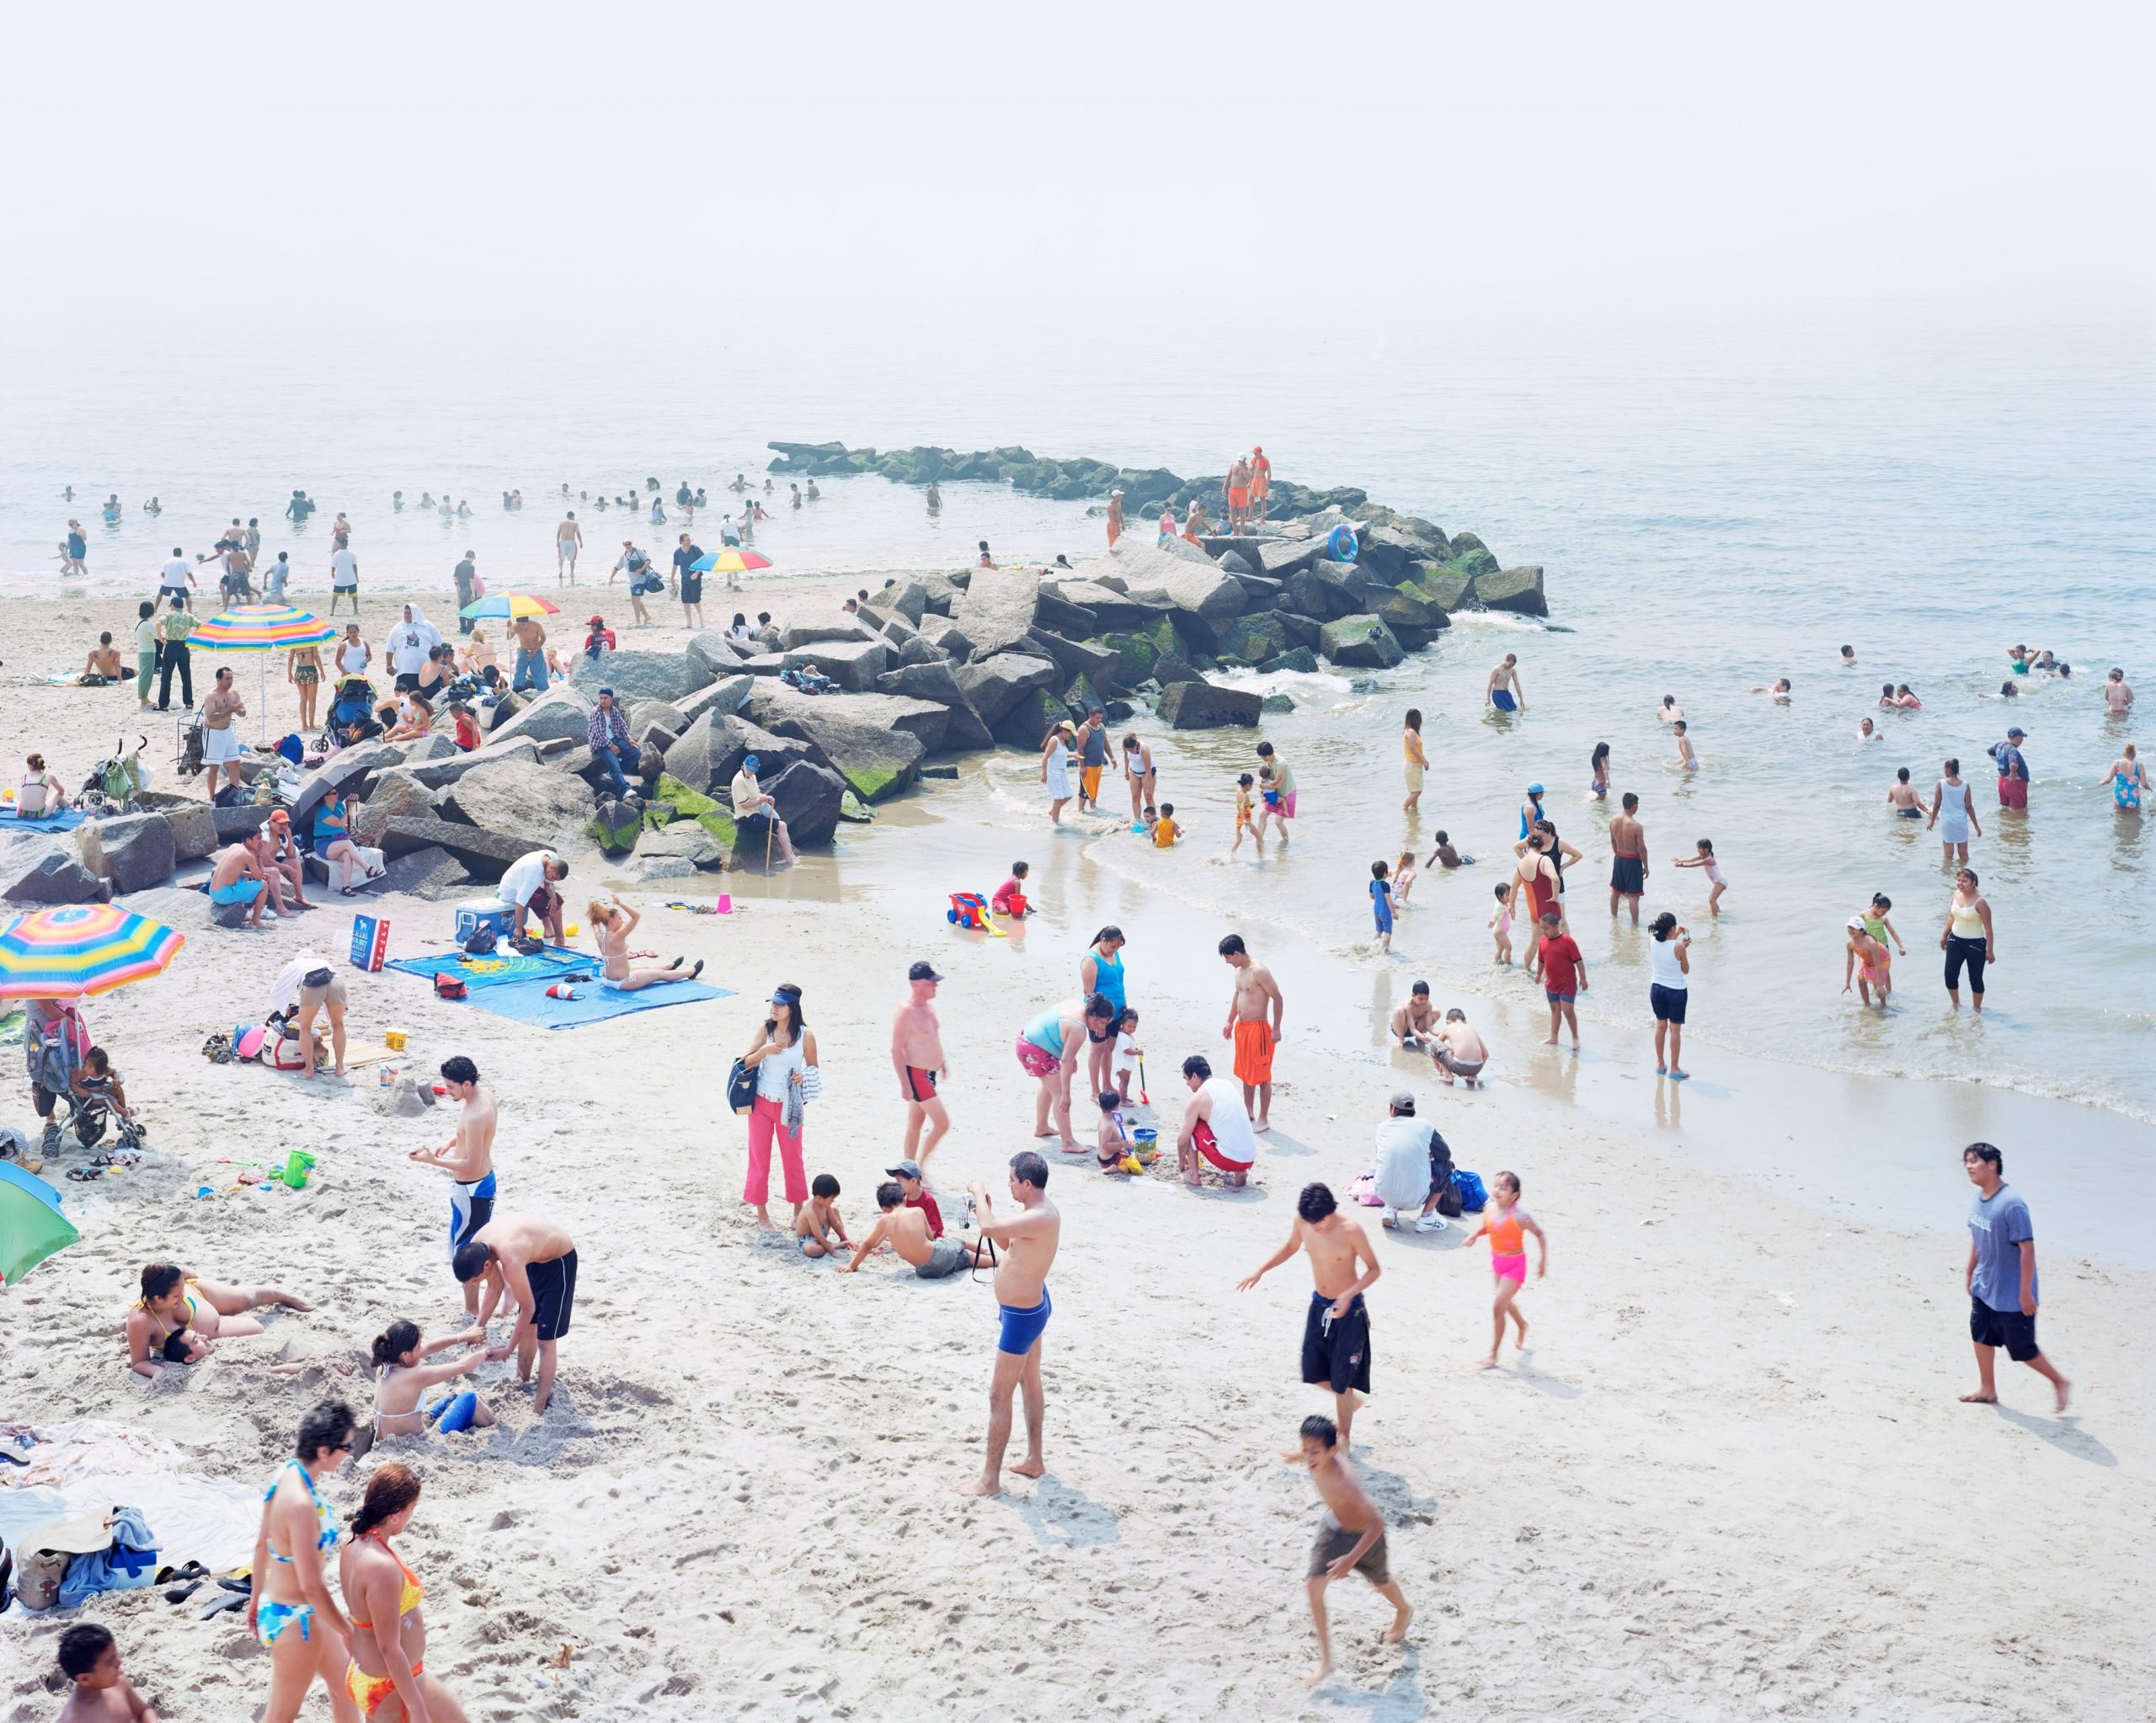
[508, 934, 543, 957]
[1450, 1169, 1488, 1213]
[725, 1059, 756, 1116]
[14, 1548, 65, 1610]
[462, 923, 498, 956]
[1428, 1130, 1460, 1216]
[433, 974, 468, 1000]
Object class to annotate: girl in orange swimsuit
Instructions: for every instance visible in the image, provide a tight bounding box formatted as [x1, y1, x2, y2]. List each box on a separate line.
[339, 1462, 466, 1721]
[1465, 1172, 1547, 1368]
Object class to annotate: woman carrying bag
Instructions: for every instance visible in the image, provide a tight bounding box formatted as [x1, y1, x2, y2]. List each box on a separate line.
[738, 983, 819, 1230]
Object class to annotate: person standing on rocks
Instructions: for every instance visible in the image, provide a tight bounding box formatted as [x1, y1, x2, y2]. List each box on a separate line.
[1401, 709, 1428, 813]
[1250, 445, 1272, 521]
[556, 510, 582, 584]
[511, 612, 549, 693]
[1104, 489, 1123, 547]
[1219, 933, 1284, 1132]
[1226, 452, 1252, 532]
[892, 960, 951, 1168]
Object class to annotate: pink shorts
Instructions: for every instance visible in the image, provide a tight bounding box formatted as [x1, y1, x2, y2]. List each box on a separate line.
[1015, 1034, 1059, 1079]
[1491, 1251, 1526, 1285]
[1278, 791, 1298, 820]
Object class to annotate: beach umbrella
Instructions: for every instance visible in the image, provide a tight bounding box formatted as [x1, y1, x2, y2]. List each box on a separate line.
[688, 548, 773, 575]
[0, 904, 187, 1001]
[191, 605, 339, 741]
[0, 1161, 78, 1286]
[459, 592, 563, 621]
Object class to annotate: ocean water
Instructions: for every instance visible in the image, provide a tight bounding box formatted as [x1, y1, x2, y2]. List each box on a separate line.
[3, 305, 2150, 1118]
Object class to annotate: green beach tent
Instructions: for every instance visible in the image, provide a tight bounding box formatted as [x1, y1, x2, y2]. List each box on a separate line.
[0, 1160, 78, 1285]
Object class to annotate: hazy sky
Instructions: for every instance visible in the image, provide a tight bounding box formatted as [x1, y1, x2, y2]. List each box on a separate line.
[3, 1, 2148, 354]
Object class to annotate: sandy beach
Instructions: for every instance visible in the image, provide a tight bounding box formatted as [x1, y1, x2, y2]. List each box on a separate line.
[2, 568, 2150, 1723]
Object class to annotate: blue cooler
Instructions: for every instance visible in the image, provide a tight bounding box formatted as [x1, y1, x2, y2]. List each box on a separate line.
[455, 900, 515, 943]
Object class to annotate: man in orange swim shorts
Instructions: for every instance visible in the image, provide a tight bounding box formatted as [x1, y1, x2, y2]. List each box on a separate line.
[1249, 445, 1272, 522]
[1218, 931, 1284, 1132]
[1225, 453, 1252, 532]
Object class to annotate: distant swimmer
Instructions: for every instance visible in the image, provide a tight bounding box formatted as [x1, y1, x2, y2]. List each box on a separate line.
[1839, 644, 1856, 667]
[1752, 678, 1791, 701]
[1589, 741, 1610, 800]
[1888, 765, 1924, 816]
[2104, 667, 2134, 715]
[2103, 743, 2147, 812]
[927, 480, 943, 513]
[790, 483, 803, 509]
[1855, 717, 1880, 742]
[805, 479, 820, 500]
[1657, 694, 1682, 724]
[1673, 719, 1696, 771]
[392, 490, 403, 512]
[1486, 653, 1525, 713]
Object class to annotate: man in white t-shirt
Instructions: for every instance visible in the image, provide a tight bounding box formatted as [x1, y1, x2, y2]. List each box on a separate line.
[497, 849, 569, 942]
[387, 605, 439, 691]
[329, 544, 360, 615]
[1371, 1091, 1449, 1233]
[159, 548, 195, 599]
[728, 755, 796, 866]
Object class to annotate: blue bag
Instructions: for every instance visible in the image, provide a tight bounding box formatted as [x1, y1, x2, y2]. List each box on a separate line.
[1450, 1168, 1488, 1213]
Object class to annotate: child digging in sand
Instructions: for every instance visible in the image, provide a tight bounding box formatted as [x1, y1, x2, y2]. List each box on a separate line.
[794, 1173, 853, 1259]
[1464, 1171, 1546, 1367]
[56, 1623, 160, 1723]
[1292, 1413, 1413, 1689]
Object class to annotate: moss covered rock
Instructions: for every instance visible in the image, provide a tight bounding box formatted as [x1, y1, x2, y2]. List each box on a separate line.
[654, 772, 739, 847]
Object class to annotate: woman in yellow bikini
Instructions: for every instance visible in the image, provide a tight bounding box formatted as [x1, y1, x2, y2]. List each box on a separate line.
[125, 1262, 313, 1380]
[340, 1463, 469, 1720]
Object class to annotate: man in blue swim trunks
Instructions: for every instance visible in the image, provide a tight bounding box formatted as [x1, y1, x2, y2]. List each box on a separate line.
[1486, 653, 1525, 714]
[959, 1151, 1062, 1496]
[410, 1054, 499, 1316]
[205, 841, 272, 927]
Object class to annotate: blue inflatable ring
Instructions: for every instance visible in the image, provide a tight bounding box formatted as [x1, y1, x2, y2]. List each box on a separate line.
[1327, 525, 1358, 563]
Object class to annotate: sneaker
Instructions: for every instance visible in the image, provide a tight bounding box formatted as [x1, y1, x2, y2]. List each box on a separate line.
[1414, 1214, 1449, 1234]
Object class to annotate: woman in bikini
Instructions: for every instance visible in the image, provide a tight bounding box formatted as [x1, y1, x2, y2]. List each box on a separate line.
[289, 641, 325, 731]
[586, 895, 701, 990]
[370, 1320, 494, 1444]
[339, 1462, 470, 1721]
[251, 1400, 362, 1723]
[1121, 733, 1157, 825]
[125, 1262, 312, 1379]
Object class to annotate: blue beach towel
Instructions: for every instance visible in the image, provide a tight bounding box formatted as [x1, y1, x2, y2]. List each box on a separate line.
[451, 974, 731, 1029]
[385, 946, 598, 990]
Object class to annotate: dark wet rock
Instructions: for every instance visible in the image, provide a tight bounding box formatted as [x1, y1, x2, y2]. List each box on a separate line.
[1318, 615, 1406, 669]
[953, 653, 1059, 726]
[79, 813, 175, 894]
[1472, 565, 1548, 617]
[380, 845, 473, 900]
[439, 759, 606, 853]
[1155, 680, 1263, 729]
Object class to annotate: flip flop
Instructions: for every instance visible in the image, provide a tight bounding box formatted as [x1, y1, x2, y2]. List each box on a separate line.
[156, 1560, 209, 1585]
[198, 1591, 248, 1620]
[164, 1580, 204, 1604]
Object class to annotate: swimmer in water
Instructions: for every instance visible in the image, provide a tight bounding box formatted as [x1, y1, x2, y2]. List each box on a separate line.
[1671, 838, 1726, 914]
[1751, 678, 1792, 701]
[1855, 717, 1881, 742]
[1673, 720, 1696, 771]
[1839, 645, 1856, 667]
[1657, 695, 1682, 724]
[1588, 742, 1609, 800]
[1888, 766, 1924, 817]
[1485, 654, 1525, 714]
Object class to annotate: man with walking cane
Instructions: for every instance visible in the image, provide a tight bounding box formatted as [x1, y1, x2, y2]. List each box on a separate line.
[729, 754, 797, 868]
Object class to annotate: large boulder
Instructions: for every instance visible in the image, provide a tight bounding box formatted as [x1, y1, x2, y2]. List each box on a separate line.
[1038, 579, 1165, 632]
[569, 648, 715, 704]
[287, 742, 406, 827]
[1034, 589, 1100, 636]
[628, 699, 689, 743]
[1379, 588, 1450, 633]
[1258, 646, 1322, 675]
[1025, 631, 1123, 694]
[779, 617, 877, 651]
[1473, 565, 1548, 617]
[675, 674, 754, 728]
[1318, 615, 1406, 669]
[745, 689, 945, 800]
[586, 797, 643, 857]
[916, 617, 976, 660]
[439, 759, 602, 853]
[949, 568, 1043, 660]
[661, 712, 821, 796]
[761, 759, 847, 848]
[400, 737, 541, 790]
[380, 816, 528, 879]
[1356, 521, 1449, 579]
[873, 659, 971, 709]
[637, 824, 727, 870]
[77, 813, 176, 894]
[895, 632, 951, 669]
[484, 685, 594, 751]
[886, 580, 929, 626]
[688, 631, 754, 676]
[162, 801, 219, 862]
[1088, 542, 1245, 624]
[1215, 612, 1292, 666]
[1155, 680, 1264, 729]
[1414, 568, 1477, 611]
[1286, 563, 1365, 621]
[953, 653, 1059, 726]
[1257, 536, 1331, 579]
[379, 845, 474, 900]
[993, 686, 1074, 751]
[781, 638, 888, 691]
[350, 770, 442, 845]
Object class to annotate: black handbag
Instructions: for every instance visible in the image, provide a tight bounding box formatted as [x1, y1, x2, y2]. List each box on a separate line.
[726, 1058, 757, 1116]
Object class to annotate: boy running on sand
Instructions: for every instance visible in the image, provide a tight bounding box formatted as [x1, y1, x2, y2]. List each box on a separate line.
[1290, 1413, 1413, 1689]
[1464, 1171, 1546, 1366]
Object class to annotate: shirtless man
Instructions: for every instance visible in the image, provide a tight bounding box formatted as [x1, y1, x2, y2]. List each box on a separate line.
[1389, 980, 1439, 1049]
[892, 960, 950, 1167]
[511, 613, 550, 693]
[2104, 667, 2133, 715]
[555, 511, 582, 584]
[1293, 1413, 1414, 1689]
[959, 1152, 1062, 1496]
[1430, 1008, 1488, 1086]
[1249, 445, 1272, 522]
[411, 1054, 499, 1316]
[1485, 653, 1526, 714]
[1219, 933, 1284, 1131]
[83, 632, 123, 680]
[1608, 792, 1648, 926]
[1225, 452, 1252, 532]
[453, 1211, 577, 1416]
[205, 840, 272, 927]
[839, 1181, 970, 1280]
[1239, 1181, 1382, 1450]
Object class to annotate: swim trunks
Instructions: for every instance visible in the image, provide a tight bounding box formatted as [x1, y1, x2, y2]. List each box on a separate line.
[1997, 776, 2028, 810]
[1491, 689, 1518, 712]
[916, 1234, 968, 1280]
[1544, 990, 1576, 1006]
[1610, 854, 1645, 897]
[526, 1249, 578, 1342]
[1307, 1518, 1390, 1585]
[210, 880, 260, 906]
[1228, 486, 1249, 510]
[1081, 766, 1102, 800]
[1014, 1033, 1059, 1079]
[1969, 1294, 2038, 1362]
[1897, 806, 1924, 818]
[450, 1171, 497, 1261]
[1301, 1291, 1371, 1395]
[1232, 1018, 1274, 1086]
[1433, 1048, 1486, 1081]
[996, 1290, 1052, 1355]
[903, 1066, 938, 1102]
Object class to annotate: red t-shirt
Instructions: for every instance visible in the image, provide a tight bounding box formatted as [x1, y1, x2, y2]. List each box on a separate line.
[905, 1190, 944, 1239]
[1539, 934, 1583, 995]
[453, 713, 482, 752]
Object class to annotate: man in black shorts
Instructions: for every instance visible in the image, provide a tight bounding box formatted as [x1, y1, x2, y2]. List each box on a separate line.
[1238, 1182, 1383, 1450]
[454, 1211, 578, 1416]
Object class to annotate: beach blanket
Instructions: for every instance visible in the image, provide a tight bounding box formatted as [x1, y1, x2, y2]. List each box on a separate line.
[385, 946, 599, 991]
[0, 1421, 260, 1575]
[453, 974, 731, 1029]
[1, 806, 89, 834]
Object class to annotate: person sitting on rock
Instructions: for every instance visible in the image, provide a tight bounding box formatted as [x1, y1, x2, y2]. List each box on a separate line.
[729, 755, 797, 867]
[205, 840, 274, 928]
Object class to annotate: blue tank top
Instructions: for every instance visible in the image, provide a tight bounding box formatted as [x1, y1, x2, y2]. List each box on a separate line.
[1086, 947, 1126, 1011]
[1022, 1004, 1072, 1056]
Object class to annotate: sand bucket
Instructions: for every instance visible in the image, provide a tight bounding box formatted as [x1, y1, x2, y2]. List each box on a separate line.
[280, 1150, 318, 1189]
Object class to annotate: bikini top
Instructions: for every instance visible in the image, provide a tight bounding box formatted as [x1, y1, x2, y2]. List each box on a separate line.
[140, 1283, 198, 1346]
[349, 1532, 424, 1628]
[1486, 1207, 1526, 1256]
[264, 1459, 339, 1562]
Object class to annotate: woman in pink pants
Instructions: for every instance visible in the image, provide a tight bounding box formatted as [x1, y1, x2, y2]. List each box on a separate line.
[741, 983, 817, 1229]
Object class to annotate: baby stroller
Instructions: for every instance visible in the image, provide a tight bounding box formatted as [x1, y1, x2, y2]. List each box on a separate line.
[325, 677, 383, 749]
[26, 1016, 143, 1154]
[176, 708, 206, 781]
[78, 734, 151, 817]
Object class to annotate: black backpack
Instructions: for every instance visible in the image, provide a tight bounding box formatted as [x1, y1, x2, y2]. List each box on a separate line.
[1428, 1129, 1462, 1218]
[462, 923, 498, 956]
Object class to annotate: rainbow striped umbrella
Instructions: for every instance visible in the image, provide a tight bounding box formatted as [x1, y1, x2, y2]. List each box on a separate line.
[688, 548, 773, 574]
[0, 904, 186, 1001]
[459, 592, 562, 621]
[190, 605, 339, 740]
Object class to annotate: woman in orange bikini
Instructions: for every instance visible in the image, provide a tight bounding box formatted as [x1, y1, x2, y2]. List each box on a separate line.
[339, 1463, 468, 1721]
[1464, 1172, 1547, 1368]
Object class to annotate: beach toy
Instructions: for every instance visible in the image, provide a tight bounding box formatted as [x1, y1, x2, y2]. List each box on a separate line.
[947, 892, 990, 930]
[1131, 1127, 1159, 1163]
[564, 923, 579, 938]
[545, 983, 579, 1000]
[384, 1029, 407, 1051]
[378, 1066, 396, 1089]
[716, 894, 733, 914]
[280, 1150, 316, 1189]
[1118, 1155, 1143, 1176]
[1326, 525, 1358, 563]
[195, 1185, 214, 1199]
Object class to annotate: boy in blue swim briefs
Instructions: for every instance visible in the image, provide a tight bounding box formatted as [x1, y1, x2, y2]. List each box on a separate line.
[959, 1151, 1063, 1497]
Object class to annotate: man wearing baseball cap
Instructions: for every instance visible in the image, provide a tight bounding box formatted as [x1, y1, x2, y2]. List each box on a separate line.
[1988, 726, 2032, 810]
[730, 753, 796, 866]
[258, 808, 313, 912]
[892, 960, 950, 1167]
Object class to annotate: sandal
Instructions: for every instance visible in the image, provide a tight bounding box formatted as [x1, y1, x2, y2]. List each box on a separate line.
[66, 1166, 104, 1182]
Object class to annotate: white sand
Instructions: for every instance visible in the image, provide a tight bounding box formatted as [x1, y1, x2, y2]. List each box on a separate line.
[2, 582, 2150, 1721]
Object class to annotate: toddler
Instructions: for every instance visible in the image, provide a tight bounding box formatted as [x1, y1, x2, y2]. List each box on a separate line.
[794, 1173, 853, 1259]
[1369, 861, 1395, 953]
[1111, 1007, 1142, 1102]
[1489, 883, 1513, 964]
[1151, 803, 1181, 847]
